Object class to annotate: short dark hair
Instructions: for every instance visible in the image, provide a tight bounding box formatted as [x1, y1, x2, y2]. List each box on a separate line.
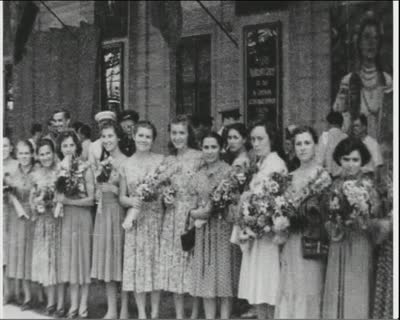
[292, 125, 318, 144]
[201, 131, 223, 149]
[36, 138, 56, 155]
[78, 124, 92, 140]
[118, 110, 139, 123]
[133, 120, 157, 141]
[333, 137, 371, 166]
[53, 109, 71, 120]
[250, 121, 280, 153]
[99, 121, 124, 140]
[168, 114, 198, 154]
[56, 129, 82, 159]
[326, 111, 344, 127]
[72, 121, 84, 132]
[353, 113, 368, 127]
[31, 123, 42, 135]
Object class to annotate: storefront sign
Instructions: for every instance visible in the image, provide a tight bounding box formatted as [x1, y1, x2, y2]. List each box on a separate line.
[244, 22, 282, 129]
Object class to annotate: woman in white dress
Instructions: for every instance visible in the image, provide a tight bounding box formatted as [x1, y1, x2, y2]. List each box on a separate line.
[237, 122, 287, 319]
[275, 126, 331, 319]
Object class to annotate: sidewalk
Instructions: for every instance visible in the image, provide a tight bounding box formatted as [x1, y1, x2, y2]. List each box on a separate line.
[2, 304, 52, 319]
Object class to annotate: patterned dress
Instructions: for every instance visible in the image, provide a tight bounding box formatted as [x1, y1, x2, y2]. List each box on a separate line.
[58, 160, 94, 285]
[91, 155, 127, 282]
[189, 160, 236, 298]
[121, 153, 165, 292]
[2, 158, 18, 267]
[30, 167, 61, 286]
[322, 173, 381, 319]
[5, 164, 35, 280]
[157, 149, 202, 294]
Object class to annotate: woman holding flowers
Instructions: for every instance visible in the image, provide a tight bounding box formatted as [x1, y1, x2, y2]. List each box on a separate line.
[158, 115, 202, 319]
[237, 122, 287, 319]
[188, 132, 235, 319]
[3, 135, 18, 302]
[29, 138, 60, 316]
[55, 130, 95, 318]
[120, 120, 165, 319]
[275, 126, 331, 319]
[322, 137, 381, 319]
[5, 140, 35, 310]
[91, 121, 127, 319]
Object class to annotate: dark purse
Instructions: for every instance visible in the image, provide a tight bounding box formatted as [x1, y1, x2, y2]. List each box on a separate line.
[181, 211, 195, 252]
[301, 236, 329, 260]
[300, 201, 329, 260]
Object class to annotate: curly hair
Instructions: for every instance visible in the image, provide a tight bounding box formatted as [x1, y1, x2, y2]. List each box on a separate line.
[56, 129, 82, 159]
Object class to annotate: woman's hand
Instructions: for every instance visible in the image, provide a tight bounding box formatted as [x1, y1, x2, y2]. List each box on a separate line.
[55, 193, 66, 204]
[122, 216, 134, 231]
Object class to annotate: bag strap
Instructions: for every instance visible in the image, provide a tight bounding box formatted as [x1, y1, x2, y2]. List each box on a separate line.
[184, 210, 192, 231]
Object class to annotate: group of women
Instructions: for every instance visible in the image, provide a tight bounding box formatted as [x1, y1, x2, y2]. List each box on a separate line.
[2, 113, 393, 319]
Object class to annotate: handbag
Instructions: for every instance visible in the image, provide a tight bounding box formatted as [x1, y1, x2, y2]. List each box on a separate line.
[301, 235, 329, 260]
[181, 211, 195, 252]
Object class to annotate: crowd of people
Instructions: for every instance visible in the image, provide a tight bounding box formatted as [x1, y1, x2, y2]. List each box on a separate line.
[2, 14, 393, 320]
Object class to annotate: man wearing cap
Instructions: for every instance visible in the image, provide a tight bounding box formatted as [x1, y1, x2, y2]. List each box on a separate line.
[118, 110, 139, 157]
[88, 110, 117, 167]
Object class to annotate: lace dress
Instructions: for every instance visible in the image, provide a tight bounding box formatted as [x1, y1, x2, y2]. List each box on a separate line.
[157, 149, 202, 294]
[121, 153, 165, 292]
[91, 155, 127, 282]
[30, 167, 61, 286]
[189, 160, 236, 298]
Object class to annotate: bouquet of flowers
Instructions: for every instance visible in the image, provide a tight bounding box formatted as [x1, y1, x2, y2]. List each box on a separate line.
[3, 173, 29, 219]
[239, 171, 293, 244]
[162, 179, 177, 207]
[31, 184, 55, 217]
[54, 156, 88, 218]
[95, 156, 115, 215]
[327, 177, 373, 241]
[96, 156, 113, 183]
[127, 161, 176, 222]
[210, 165, 255, 219]
[286, 168, 332, 232]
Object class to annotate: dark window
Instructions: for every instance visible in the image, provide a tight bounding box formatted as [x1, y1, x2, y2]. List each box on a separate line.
[177, 35, 211, 116]
[94, 1, 128, 39]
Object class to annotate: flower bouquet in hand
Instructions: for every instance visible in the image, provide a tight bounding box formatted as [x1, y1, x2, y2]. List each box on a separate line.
[3, 173, 29, 219]
[238, 171, 293, 244]
[95, 156, 114, 215]
[286, 168, 332, 232]
[54, 155, 88, 218]
[326, 177, 373, 241]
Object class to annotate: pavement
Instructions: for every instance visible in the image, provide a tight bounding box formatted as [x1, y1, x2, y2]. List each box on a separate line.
[2, 304, 52, 319]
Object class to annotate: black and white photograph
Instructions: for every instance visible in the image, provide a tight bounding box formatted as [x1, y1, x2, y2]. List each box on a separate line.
[1, 1, 398, 319]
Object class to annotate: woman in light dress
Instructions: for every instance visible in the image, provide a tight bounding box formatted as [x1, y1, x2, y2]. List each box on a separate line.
[237, 122, 287, 319]
[275, 126, 330, 319]
[5, 140, 35, 310]
[91, 121, 127, 319]
[188, 132, 236, 319]
[158, 115, 202, 319]
[322, 137, 381, 318]
[55, 130, 95, 318]
[120, 121, 164, 319]
[29, 138, 61, 316]
[2, 136, 19, 303]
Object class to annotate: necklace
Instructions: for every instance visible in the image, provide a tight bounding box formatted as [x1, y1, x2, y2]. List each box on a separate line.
[360, 68, 379, 90]
[361, 89, 380, 115]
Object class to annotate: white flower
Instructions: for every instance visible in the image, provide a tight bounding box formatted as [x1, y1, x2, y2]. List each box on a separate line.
[263, 225, 271, 233]
[275, 196, 286, 209]
[273, 215, 290, 232]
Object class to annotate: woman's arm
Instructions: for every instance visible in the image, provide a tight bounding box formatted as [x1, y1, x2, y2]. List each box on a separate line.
[63, 167, 95, 207]
[119, 171, 137, 208]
